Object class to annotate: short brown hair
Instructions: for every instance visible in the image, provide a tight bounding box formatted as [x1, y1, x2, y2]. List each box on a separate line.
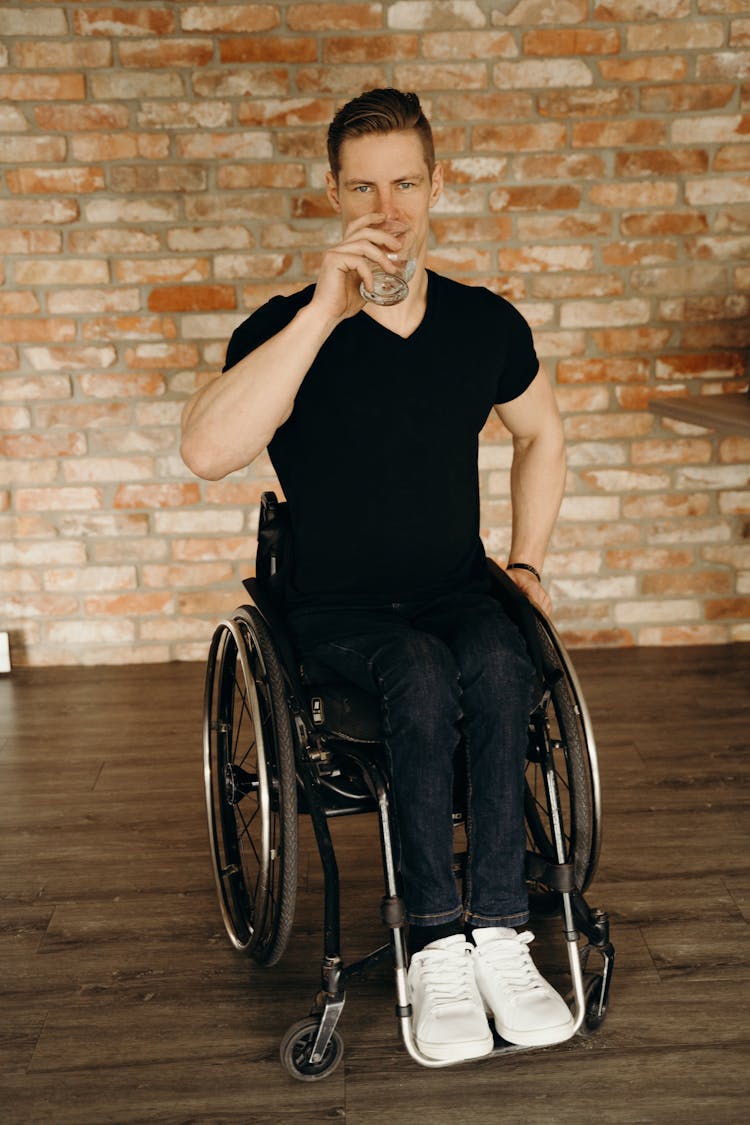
[327, 88, 435, 179]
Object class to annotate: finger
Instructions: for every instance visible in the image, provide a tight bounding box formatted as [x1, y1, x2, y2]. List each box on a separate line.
[330, 240, 398, 273]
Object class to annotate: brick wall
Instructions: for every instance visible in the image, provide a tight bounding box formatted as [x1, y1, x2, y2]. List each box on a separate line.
[1, 0, 749, 666]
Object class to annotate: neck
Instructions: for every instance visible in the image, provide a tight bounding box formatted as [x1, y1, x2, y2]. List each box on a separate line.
[364, 265, 429, 336]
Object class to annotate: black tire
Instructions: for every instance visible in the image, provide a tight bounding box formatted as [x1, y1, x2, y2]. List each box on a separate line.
[279, 1018, 344, 1082]
[203, 606, 297, 966]
[524, 608, 601, 898]
[583, 974, 608, 1032]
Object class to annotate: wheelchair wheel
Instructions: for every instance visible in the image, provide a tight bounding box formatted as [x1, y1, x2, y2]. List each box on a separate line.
[524, 608, 601, 899]
[279, 1018, 344, 1082]
[203, 605, 297, 966]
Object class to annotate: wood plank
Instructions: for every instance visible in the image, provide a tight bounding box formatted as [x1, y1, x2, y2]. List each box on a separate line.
[1, 649, 749, 1123]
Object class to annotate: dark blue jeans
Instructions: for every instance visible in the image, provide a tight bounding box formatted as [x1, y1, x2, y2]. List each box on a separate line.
[289, 582, 537, 930]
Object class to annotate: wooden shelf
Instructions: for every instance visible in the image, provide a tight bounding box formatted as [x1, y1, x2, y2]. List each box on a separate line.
[649, 392, 750, 435]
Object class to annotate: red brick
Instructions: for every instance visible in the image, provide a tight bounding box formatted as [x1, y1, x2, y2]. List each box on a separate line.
[593, 0, 688, 19]
[621, 210, 709, 236]
[492, 58, 594, 88]
[216, 163, 307, 189]
[433, 92, 533, 121]
[35, 104, 129, 132]
[473, 122, 566, 153]
[295, 65, 392, 94]
[490, 185, 582, 212]
[237, 99, 335, 128]
[595, 326, 676, 354]
[77, 373, 166, 399]
[538, 89, 634, 118]
[288, 3, 383, 30]
[0, 293, 40, 314]
[643, 571, 732, 596]
[6, 167, 106, 195]
[0, 136, 67, 164]
[124, 344, 201, 370]
[431, 217, 513, 243]
[0, 229, 61, 254]
[147, 285, 237, 313]
[705, 597, 750, 620]
[602, 240, 678, 267]
[16, 488, 103, 512]
[639, 82, 735, 113]
[180, 4, 280, 32]
[74, 7, 176, 37]
[0, 347, 18, 372]
[119, 40, 214, 68]
[84, 592, 173, 616]
[220, 36, 317, 63]
[325, 34, 419, 62]
[558, 358, 650, 385]
[573, 119, 668, 148]
[599, 55, 688, 82]
[114, 484, 201, 510]
[0, 74, 85, 101]
[81, 316, 178, 342]
[0, 318, 76, 344]
[422, 30, 515, 59]
[13, 40, 112, 69]
[523, 28, 620, 55]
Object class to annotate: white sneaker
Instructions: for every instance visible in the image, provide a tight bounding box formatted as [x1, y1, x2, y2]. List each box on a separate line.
[472, 929, 576, 1048]
[408, 935, 494, 1062]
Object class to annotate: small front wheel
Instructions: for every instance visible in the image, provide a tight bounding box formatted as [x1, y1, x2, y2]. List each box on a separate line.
[583, 975, 608, 1032]
[280, 1018, 344, 1082]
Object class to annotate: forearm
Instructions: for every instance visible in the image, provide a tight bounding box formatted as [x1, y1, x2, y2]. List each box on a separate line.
[508, 427, 566, 575]
[180, 303, 337, 480]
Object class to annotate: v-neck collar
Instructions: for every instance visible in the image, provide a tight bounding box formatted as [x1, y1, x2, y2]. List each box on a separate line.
[358, 269, 435, 342]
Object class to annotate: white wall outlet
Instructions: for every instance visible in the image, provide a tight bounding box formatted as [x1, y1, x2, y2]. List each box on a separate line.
[0, 632, 10, 674]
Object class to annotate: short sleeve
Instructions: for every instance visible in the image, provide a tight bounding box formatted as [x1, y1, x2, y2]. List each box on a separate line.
[494, 300, 540, 405]
[222, 287, 314, 373]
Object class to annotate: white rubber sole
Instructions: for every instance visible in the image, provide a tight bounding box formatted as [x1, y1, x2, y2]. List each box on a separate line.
[491, 1014, 576, 1048]
[414, 1025, 494, 1062]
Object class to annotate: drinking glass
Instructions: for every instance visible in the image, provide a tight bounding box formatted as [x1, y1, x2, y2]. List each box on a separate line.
[359, 220, 417, 306]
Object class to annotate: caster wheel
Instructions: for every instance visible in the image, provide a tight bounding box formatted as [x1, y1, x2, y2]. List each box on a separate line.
[280, 1018, 344, 1082]
[583, 975, 608, 1032]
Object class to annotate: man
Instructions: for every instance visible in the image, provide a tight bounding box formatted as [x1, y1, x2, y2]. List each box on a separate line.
[181, 89, 573, 1063]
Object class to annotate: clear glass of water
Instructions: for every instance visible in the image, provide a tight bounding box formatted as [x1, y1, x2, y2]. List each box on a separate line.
[359, 220, 417, 306]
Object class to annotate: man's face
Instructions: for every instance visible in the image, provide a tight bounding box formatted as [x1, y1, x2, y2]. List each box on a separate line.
[326, 129, 442, 256]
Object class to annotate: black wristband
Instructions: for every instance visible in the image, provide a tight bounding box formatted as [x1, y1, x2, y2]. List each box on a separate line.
[506, 562, 541, 582]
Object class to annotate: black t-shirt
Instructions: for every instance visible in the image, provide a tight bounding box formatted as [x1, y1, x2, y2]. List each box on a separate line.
[224, 270, 538, 607]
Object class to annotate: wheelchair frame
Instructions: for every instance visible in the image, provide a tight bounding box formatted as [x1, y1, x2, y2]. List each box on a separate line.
[203, 492, 614, 1081]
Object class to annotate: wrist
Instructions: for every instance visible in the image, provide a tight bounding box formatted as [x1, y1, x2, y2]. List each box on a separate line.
[506, 561, 541, 583]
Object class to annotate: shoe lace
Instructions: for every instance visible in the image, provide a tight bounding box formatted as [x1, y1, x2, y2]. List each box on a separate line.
[478, 931, 545, 995]
[419, 947, 476, 1009]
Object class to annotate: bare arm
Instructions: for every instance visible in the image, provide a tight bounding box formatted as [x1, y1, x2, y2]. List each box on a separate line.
[493, 365, 566, 613]
[180, 213, 400, 481]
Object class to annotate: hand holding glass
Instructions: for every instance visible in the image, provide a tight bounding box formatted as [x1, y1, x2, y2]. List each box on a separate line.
[359, 221, 417, 306]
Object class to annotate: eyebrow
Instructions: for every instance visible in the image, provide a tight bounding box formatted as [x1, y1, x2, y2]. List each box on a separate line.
[343, 172, 426, 187]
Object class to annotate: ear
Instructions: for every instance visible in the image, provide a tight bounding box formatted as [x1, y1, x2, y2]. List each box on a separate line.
[428, 161, 443, 209]
[325, 170, 342, 213]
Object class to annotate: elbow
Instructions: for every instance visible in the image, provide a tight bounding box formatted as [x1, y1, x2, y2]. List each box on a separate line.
[180, 432, 227, 481]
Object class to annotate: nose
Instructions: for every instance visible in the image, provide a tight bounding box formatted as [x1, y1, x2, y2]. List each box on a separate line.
[378, 187, 402, 222]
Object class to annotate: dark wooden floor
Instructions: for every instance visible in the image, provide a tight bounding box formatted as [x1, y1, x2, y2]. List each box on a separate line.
[1, 644, 749, 1124]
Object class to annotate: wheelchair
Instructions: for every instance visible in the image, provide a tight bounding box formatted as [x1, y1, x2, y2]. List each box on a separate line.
[203, 491, 614, 1081]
